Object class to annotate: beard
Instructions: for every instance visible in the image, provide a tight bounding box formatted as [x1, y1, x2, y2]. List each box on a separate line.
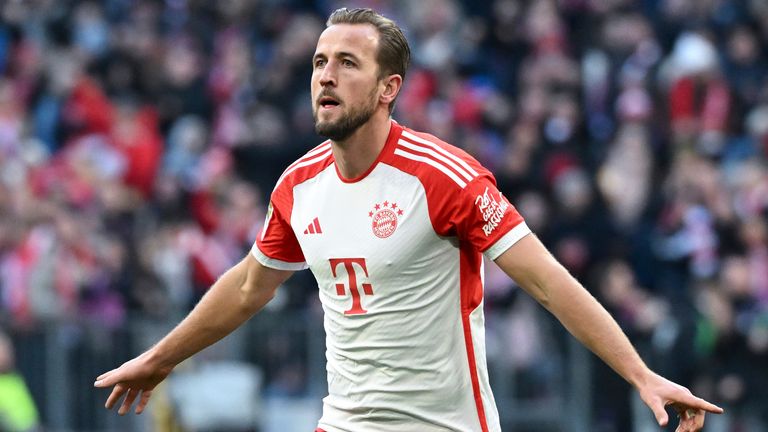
[313, 91, 377, 142]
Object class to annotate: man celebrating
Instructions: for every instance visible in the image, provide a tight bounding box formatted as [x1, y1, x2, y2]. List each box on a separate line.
[95, 8, 722, 432]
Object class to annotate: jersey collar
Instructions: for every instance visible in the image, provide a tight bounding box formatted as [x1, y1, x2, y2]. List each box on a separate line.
[335, 119, 403, 183]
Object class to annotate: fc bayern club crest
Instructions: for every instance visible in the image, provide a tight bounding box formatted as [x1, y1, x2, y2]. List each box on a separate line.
[368, 201, 404, 238]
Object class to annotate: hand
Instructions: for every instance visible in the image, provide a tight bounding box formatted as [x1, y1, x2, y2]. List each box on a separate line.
[93, 351, 174, 415]
[637, 372, 723, 432]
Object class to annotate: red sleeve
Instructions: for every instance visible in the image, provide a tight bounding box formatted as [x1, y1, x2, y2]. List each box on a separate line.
[252, 184, 307, 270]
[456, 174, 526, 250]
[394, 127, 531, 259]
[423, 165, 530, 259]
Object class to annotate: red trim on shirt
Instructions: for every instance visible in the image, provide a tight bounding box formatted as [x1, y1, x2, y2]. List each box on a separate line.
[459, 245, 489, 432]
[388, 126, 524, 252]
[397, 132, 478, 186]
[284, 140, 331, 173]
[275, 145, 334, 191]
[335, 120, 403, 183]
[257, 145, 334, 264]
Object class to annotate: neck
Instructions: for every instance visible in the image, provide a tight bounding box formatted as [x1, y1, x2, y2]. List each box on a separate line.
[331, 112, 392, 180]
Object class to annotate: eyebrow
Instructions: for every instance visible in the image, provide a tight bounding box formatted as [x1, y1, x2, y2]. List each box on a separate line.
[337, 51, 361, 62]
[313, 51, 363, 62]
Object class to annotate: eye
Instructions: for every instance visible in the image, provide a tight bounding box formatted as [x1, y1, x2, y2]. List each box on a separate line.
[314, 58, 326, 68]
[342, 59, 356, 68]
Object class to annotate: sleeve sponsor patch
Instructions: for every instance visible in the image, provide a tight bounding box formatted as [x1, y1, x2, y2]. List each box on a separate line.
[475, 187, 509, 236]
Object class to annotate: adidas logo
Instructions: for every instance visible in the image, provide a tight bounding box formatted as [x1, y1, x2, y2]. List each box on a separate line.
[303, 217, 323, 235]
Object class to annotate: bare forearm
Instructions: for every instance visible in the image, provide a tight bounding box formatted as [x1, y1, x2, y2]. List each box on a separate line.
[526, 256, 724, 427]
[495, 235, 651, 388]
[146, 256, 280, 370]
[93, 255, 293, 415]
[541, 268, 650, 387]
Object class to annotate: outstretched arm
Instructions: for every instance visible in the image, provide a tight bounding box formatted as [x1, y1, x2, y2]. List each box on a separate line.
[94, 253, 293, 415]
[494, 233, 723, 431]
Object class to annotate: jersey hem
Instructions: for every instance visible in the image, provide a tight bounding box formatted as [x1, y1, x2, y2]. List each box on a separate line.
[251, 245, 308, 271]
[482, 222, 531, 260]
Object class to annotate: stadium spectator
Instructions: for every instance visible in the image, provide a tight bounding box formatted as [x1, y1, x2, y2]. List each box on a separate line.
[0, 329, 39, 432]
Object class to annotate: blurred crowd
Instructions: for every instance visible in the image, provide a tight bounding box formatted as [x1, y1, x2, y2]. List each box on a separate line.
[0, 0, 767, 430]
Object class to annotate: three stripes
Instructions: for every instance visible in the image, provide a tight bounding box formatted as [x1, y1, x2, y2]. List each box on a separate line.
[304, 217, 323, 235]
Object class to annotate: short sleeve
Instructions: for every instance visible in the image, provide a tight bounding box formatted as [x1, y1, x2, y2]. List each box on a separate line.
[454, 174, 531, 260]
[252, 187, 307, 271]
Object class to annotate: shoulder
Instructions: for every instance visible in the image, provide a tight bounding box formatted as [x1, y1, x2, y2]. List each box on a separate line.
[390, 126, 491, 190]
[273, 140, 334, 192]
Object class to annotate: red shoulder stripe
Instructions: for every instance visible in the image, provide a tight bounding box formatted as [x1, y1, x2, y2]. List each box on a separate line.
[400, 130, 480, 177]
[274, 144, 333, 190]
[394, 146, 470, 188]
[397, 137, 477, 183]
[284, 140, 332, 173]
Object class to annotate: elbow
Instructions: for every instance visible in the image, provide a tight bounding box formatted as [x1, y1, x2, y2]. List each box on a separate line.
[529, 282, 551, 309]
[260, 285, 278, 306]
[516, 270, 556, 310]
[238, 282, 276, 314]
[234, 254, 291, 315]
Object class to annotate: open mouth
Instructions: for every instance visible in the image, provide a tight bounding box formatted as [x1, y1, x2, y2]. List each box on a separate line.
[319, 96, 341, 109]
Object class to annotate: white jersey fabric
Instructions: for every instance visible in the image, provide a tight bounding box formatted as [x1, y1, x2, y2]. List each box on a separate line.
[253, 120, 531, 432]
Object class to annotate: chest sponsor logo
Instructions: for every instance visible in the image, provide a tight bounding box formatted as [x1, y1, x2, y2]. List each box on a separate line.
[368, 200, 404, 238]
[475, 187, 508, 236]
[330, 258, 374, 315]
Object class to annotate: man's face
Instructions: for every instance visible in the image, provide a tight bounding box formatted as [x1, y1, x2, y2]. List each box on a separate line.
[311, 24, 382, 141]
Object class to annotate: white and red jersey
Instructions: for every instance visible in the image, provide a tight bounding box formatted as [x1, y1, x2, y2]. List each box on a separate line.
[253, 121, 530, 432]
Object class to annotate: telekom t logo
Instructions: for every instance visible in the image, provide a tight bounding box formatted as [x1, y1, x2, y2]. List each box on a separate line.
[329, 258, 374, 315]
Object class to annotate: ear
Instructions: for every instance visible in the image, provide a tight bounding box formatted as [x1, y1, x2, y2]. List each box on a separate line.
[379, 74, 403, 106]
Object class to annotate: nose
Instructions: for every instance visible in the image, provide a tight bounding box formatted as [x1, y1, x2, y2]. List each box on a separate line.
[318, 61, 337, 87]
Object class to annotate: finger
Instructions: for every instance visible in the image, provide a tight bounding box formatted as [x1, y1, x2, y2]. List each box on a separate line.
[94, 370, 115, 387]
[650, 399, 669, 426]
[676, 408, 705, 432]
[95, 370, 122, 388]
[694, 398, 724, 414]
[679, 394, 724, 414]
[105, 384, 128, 409]
[118, 388, 139, 415]
[690, 409, 706, 431]
[135, 390, 153, 414]
[677, 418, 696, 432]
